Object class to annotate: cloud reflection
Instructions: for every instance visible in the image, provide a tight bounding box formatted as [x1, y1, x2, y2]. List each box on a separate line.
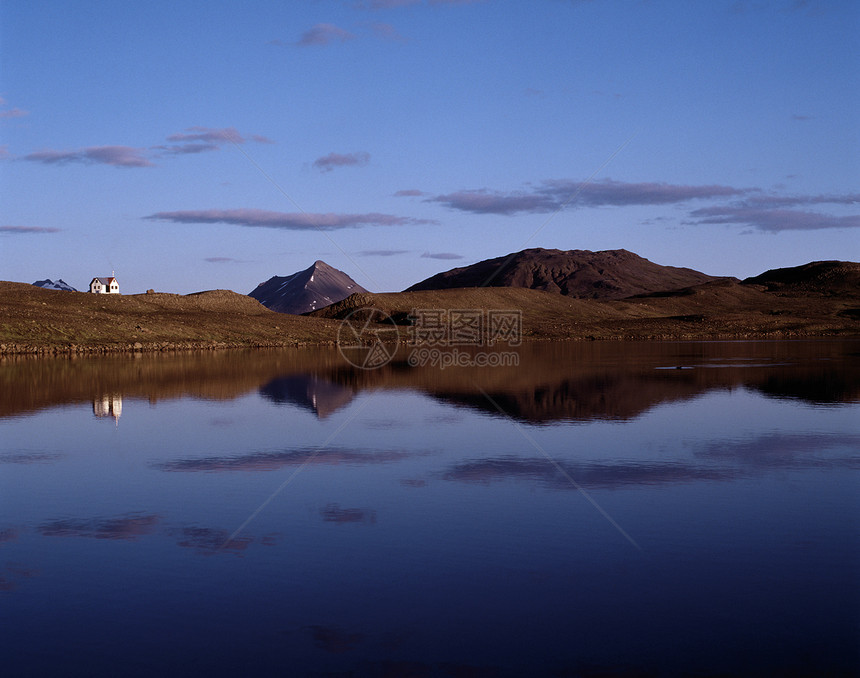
[320, 503, 377, 525]
[154, 447, 412, 472]
[693, 432, 860, 470]
[305, 625, 365, 653]
[38, 513, 160, 540]
[170, 526, 253, 556]
[0, 451, 61, 464]
[444, 457, 733, 489]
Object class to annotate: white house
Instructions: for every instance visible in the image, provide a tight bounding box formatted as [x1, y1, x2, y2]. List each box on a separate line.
[89, 276, 119, 294]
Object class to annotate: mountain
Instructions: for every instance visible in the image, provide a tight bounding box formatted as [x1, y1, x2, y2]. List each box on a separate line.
[406, 248, 720, 299]
[743, 260, 860, 296]
[248, 260, 367, 314]
[33, 278, 78, 292]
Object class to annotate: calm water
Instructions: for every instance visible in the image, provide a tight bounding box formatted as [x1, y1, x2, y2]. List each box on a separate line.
[1, 341, 858, 677]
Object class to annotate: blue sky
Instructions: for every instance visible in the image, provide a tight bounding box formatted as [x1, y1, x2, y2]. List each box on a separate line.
[1, 0, 857, 294]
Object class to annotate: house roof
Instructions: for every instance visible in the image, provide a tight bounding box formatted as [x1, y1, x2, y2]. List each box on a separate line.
[91, 277, 117, 285]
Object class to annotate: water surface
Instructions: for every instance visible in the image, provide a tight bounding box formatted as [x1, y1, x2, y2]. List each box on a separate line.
[1, 341, 858, 676]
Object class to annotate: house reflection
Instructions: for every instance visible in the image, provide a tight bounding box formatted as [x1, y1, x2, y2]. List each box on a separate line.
[93, 394, 122, 422]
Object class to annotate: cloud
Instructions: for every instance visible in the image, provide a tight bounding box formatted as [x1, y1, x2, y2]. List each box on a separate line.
[313, 151, 371, 173]
[428, 189, 558, 215]
[146, 208, 433, 231]
[359, 249, 410, 256]
[427, 179, 747, 215]
[687, 206, 860, 232]
[204, 256, 246, 263]
[0, 97, 28, 119]
[742, 192, 860, 208]
[166, 126, 244, 144]
[0, 225, 61, 234]
[155, 142, 220, 155]
[0, 107, 28, 119]
[23, 145, 153, 168]
[421, 251, 464, 260]
[356, 0, 420, 8]
[791, 114, 814, 121]
[370, 22, 407, 41]
[297, 23, 355, 47]
[539, 178, 747, 207]
[158, 127, 273, 156]
[394, 188, 427, 197]
[425, 177, 859, 233]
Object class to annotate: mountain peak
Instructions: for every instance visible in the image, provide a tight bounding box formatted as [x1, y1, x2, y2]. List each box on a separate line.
[33, 278, 78, 292]
[249, 261, 367, 314]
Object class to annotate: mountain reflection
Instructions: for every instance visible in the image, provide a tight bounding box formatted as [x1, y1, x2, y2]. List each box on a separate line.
[1, 341, 857, 423]
[259, 374, 356, 418]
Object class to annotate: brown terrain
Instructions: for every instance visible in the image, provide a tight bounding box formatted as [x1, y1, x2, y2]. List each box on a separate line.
[0, 282, 340, 354]
[1, 251, 858, 354]
[406, 248, 718, 298]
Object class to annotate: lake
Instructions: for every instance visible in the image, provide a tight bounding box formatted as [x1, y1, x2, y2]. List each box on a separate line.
[1, 340, 858, 677]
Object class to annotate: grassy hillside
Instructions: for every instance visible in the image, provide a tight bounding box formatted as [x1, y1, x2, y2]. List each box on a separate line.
[0, 282, 340, 353]
[1, 276, 858, 355]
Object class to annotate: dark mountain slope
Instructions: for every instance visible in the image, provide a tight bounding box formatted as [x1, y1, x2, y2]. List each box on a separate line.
[406, 248, 718, 299]
[743, 261, 860, 296]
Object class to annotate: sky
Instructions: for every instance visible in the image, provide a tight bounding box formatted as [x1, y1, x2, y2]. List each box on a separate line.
[1, 0, 857, 295]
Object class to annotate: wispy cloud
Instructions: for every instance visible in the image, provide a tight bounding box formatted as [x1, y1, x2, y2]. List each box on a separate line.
[156, 127, 273, 156]
[204, 256, 247, 263]
[427, 179, 747, 215]
[425, 176, 859, 233]
[0, 225, 62, 234]
[370, 22, 407, 41]
[356, 0, 420, 8]
[791, 114, 814, 121]
[687, 207, 860, 232]
[296, 23, 355, 47]
[394, 188, 426, 197]
[428, 189, 557, 215]
[0, 108, 28, 119]
[23, 145, 153, 168]
[421, 251, 464, 260]
[20, 127, 272, 167]
[359, 249, 410, 256]
[313, 151, 370, 173]
[0, 97, 28, 119]
[146, 208, 434, 231]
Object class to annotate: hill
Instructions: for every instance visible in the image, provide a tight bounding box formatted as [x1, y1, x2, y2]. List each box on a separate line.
[406, 248, 719, 299]
[0, 282, 340, 354]
[249, 260, 366, 314]
[311, 277, 859, 340]
[743, 260, 860, 296]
